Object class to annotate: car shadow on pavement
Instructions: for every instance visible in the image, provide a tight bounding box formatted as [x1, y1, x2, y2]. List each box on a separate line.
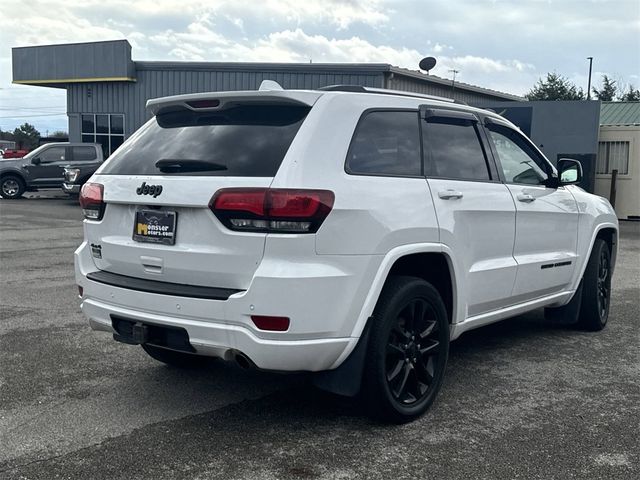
[135, 308, 579, 426]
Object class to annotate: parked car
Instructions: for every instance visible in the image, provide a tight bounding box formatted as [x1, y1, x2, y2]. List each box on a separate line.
[0, 142, 103, 199]
[75, 83, 618, 423]
[1, 148, 30, 159]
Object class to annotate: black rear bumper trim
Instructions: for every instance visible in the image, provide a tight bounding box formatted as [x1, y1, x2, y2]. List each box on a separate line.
[86, 270, 243, 300]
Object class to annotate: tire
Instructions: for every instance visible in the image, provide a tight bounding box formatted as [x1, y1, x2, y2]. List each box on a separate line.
[0, 175, 25, 199]
[141, 344, 206, 368]
[362, 276, 450, 423]
[577, 238, 612, 331]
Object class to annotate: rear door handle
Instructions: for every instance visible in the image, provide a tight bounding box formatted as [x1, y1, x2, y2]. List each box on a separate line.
[517, 193, 536, 203]
[438, 190, 464, 200]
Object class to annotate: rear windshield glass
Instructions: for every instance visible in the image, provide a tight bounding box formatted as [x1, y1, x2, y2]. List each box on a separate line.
[99, 105, 310, 176]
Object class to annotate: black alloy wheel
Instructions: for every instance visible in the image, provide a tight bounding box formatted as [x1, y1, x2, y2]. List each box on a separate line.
[578, 238, 612, 331]
[596, 246, 611, 320]
[363, 276, 449, 423]
[386, 298, 442, 405]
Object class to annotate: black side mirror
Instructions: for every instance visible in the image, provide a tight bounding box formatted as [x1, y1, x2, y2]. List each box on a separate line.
[557, 158, 583, 186]
[31, 157, 41, 165]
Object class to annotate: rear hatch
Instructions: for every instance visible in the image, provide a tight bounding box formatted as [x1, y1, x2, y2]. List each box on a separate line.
[84, 94, 317, 291]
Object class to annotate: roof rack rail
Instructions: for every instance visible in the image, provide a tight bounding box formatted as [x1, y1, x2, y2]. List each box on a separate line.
[318, 85, 466, 104]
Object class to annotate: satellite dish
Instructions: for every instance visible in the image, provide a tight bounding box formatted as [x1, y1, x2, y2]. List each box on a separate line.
[419, 57, 437, 73]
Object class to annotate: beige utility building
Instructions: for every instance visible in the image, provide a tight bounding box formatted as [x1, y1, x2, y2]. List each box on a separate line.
[594, 102, 640, 220]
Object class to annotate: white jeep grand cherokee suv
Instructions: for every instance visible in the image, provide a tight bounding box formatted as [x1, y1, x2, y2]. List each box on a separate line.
[75, 83, 618, 423]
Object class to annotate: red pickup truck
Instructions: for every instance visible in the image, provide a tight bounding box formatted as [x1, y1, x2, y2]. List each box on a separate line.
[1, 148, 30, 159]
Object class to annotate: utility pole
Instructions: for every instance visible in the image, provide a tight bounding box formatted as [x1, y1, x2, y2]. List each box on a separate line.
[587, 56, 593, 100]
[449, 69, 459, 95]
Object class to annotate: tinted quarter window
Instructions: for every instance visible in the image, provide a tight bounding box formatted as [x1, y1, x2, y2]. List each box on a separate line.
[72, 146, 97, 161]
[99, 105, 309, 176]
[487, 125, 549, 185]
[39, 147, 66, 163]
[423, 118, 490, 181]
[346, 111, 421, 176]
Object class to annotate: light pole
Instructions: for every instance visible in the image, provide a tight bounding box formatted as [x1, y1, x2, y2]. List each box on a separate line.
[587, 57, 594, 100]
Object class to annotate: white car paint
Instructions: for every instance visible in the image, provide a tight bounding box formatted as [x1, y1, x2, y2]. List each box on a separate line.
[75, 87, 618, 372]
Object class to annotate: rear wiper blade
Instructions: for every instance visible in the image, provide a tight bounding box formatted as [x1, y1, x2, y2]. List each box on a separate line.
[155, 158, 227, 172]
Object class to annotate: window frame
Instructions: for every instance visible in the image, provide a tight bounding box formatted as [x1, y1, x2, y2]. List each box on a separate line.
[344, 108, 425, 179]
[596, 140, 630, 176]
[81, 113, 126, 158]
[420, 107, 499, 183]
[482, 116, 557, 187]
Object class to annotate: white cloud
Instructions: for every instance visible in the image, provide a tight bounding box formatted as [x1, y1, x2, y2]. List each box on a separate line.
[1, 0, 638, 131]
[433, 55, 536, 76]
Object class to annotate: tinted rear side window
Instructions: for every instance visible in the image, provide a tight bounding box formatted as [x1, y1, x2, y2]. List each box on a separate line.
[346, 111, 421, 176]
[99, 105, 310, 176]
[423, 118, 490, 181]
[72, 146, 97, 161]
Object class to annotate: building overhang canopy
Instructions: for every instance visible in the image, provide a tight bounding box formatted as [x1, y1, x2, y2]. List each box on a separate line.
[12, 40, 136, 88]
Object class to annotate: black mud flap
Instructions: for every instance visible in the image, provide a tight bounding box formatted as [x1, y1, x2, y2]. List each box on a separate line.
[111, 316, 195, 352]
[312, 321, 371, 397]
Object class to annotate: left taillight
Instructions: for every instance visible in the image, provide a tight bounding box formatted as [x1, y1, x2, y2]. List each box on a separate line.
[79, 183, 104, 220]
[210, 188, 335, 234]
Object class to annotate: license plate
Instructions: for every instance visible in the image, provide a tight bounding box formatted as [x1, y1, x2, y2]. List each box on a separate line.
[133, 209, 177, 245]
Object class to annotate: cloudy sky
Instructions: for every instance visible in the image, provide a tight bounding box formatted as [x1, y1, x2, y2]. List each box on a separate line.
[0, 0, 638, 134]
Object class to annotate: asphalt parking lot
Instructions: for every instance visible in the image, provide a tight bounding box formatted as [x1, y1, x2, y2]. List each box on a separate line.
[1, 192, 638, 480]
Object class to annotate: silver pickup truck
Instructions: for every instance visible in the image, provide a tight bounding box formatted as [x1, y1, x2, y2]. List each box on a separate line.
[0, 142, 103, 199]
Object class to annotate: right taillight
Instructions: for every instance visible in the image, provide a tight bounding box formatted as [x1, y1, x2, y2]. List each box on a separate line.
[79, 183, 105, 220]
[210, 188, 334, 234]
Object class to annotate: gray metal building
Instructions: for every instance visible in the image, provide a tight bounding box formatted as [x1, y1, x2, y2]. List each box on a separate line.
[12, 40, 520, 156]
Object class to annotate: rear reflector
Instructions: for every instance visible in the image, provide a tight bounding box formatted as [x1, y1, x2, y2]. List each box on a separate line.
[210, 188, 334, 234]
[79, 183, 105, 220]
[251, 315, 290, 332]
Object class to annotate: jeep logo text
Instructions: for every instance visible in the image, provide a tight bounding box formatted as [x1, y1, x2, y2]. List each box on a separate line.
[136, 182, 163, 198]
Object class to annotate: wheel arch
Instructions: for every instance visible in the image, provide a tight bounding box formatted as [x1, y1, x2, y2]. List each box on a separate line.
[578, 222, 618, 282]
[346, 243, 459, 345]
[0, 170, 27, 185]
[316, 244, 458, 397]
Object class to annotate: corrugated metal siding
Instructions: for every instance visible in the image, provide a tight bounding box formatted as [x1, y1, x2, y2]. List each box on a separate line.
[67, 68, 384, 140]
[388, 75, 515, 104]
[600, 101, 640, 126]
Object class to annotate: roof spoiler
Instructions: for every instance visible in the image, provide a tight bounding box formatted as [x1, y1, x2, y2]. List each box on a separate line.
[146, 86, 320, 116]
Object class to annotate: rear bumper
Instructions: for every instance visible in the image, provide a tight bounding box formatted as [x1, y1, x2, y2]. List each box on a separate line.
[83, 298, 354, 371]
[75, 241, 379, 372]
[62, 182, 80, 194]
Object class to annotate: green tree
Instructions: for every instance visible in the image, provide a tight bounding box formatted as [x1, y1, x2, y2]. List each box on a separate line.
[592, 75, 617, 101]
[12, 123, 40, 149]
[525, 72, 585, 101]
[50, 130, 68, 138]
[618, 84, 640, 101]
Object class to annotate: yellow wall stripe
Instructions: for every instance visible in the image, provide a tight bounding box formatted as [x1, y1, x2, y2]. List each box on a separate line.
[13, 77, 137, 85]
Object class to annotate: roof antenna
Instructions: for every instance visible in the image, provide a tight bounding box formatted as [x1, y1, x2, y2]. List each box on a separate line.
[419, 56, 437, 75]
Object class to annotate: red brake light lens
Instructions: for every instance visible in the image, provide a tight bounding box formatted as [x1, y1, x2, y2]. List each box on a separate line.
[268, 190, 331, 218]
[251, 315, 290, 332]
[79, 183, 104, 220]
[210, 188, 334, 234]
[211, 189, 266, 216]
[186, 99, 220, 109]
